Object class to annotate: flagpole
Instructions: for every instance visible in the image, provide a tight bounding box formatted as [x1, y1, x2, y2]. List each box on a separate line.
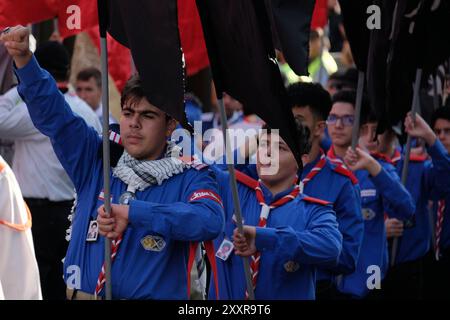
[217, 98, 255, 300]
[98, 0, 112, 300]
[391, 68, 422, 267]
[351, 71, 365, 149]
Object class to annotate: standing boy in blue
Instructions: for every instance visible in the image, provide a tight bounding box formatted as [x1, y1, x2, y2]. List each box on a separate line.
[426, 105, 450, 299]
[1, 26, 224, 300]
[287, 82, 363, 299]
[376, 112, 450, 299]
[326, 90, 415, 298]
[210, 124, 342, 300]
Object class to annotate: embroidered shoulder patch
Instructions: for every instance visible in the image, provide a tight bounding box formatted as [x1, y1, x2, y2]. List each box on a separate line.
[141, 235, 166, 252]
[189, 189, 223, 207]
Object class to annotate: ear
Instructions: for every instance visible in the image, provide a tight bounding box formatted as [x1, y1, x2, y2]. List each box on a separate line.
[315, 121, 326, 137]
[165, 118, 178, 137]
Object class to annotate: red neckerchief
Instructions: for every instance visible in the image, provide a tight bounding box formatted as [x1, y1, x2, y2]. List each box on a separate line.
[246, 180, 300, 298]
[300, 150, 327, 193]
[390, 149, 402, 166]
[327, 145, 345, 166]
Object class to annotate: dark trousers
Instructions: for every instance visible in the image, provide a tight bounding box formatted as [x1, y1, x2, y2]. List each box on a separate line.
[423, 247, 450, 299]
[316, 279, 353, 300]
[25, 198, 73, 300]
[382, 253, 430, 299]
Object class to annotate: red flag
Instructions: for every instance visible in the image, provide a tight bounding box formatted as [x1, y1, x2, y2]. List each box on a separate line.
[311, 0, 328, 29]
[0, 1, 97, 38]
[177, 0, 209, 76]
[58, 0, 98, 38]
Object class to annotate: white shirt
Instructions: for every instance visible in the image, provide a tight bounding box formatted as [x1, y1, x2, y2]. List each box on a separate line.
[0, 87, 102, 201]
[95, 103, 118, 124]
[0, 156, 42, 299]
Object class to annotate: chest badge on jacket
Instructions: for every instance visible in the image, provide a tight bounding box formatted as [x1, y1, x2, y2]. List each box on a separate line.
[362, 208, 376, 221]
[284, 261, 300, 273]
[141, 235, 166, 252]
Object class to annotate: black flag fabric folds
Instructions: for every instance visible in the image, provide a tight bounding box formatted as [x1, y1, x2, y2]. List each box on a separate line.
[340, 0, 450, 131]
[386, 0, 450, 128]
[196, 0, 303, 165]
[98, 0, 186, 125]
[268, 0, 316, 77]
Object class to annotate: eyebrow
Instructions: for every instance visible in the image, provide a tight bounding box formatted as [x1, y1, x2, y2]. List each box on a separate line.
[122, 107, 161, 117]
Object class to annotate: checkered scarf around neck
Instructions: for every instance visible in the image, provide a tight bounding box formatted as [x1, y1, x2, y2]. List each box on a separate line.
[113, 141, 190, 191]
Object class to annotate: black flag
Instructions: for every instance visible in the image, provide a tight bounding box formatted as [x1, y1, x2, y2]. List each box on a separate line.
[386, 0, 450, 127]
[267, 0, 316, 76]
[196, 0, 303, 165]
[339, 0, 373, 72]
[98, 0, 186, 125]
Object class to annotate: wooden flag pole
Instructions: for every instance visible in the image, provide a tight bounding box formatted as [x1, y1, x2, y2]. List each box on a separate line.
[217, 98, 255, 300]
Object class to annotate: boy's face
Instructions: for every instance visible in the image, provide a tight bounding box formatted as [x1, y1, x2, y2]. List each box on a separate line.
[120, 97, 176, 160]
[256, 132, 298, 187]
[359, 122, 378, 153]
[434, 118, 450, 153]
[327, 102, 354, 149]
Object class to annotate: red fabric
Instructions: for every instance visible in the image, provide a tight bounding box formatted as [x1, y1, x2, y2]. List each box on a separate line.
[247, 182, 300, 298]
[311, 0, 328, 30]
[303, 196, 331, 206]
[0, 0, 97, 37]
[86, 27, 131, 93]
[177, 0, 209, 76]
[435, 200, 446, 261]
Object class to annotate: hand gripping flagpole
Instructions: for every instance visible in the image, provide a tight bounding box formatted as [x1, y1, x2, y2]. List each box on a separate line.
[390, 68, 422, 267]
[98, 0, 112, 300]
[217, 98, 255, 300]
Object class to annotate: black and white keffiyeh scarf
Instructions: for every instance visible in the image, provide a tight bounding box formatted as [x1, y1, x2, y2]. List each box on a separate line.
[113, 141, 190, 191]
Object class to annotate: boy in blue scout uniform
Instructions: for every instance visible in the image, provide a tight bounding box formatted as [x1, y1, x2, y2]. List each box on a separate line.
[1, 26, 224, 300]
[425, 106, 450, 298]
[379, 112, 450, 299]
[325, 90, 415, 298]
[287, 82, 364, 299]
[209, 122, 343, 300]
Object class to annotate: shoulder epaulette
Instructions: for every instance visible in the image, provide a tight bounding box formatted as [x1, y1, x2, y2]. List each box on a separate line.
[302, 196, 331, 206]
[331, 163, 359, 185]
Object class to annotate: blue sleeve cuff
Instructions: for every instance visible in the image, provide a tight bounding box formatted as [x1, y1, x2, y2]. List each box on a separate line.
[128, 200, 154, 228]
[427, 139, 447, 159]
[255, 227, 278, 251]
[14, 55, 46, 87]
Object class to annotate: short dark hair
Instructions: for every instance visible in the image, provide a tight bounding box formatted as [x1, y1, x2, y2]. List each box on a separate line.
[432, 105, 450, 127]
[121, 74, 172, 121]
[332, 89, 374, 127]
[287, 82, 332, 121]
[34, 41, 70, 82]
[76, 67, 102, 88]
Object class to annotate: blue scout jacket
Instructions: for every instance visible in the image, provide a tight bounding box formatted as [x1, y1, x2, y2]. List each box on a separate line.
[209, 167, 342, 300]
[337, 157, 415, 298]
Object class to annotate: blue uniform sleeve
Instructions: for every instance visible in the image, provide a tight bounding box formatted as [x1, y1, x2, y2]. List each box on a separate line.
[128, 168, 224, 241]
[371, 163, 415, 220]
[254, 203, 342, 266]
[328, 181, 363, 275]
[15, 56, 101, 191]
[426, 139, 450, 199]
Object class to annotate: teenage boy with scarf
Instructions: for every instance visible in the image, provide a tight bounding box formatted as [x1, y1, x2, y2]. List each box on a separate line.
[1, 26, 224, 300]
